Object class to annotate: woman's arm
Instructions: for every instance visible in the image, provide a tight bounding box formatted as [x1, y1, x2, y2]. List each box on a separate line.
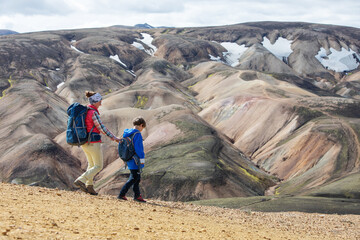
[92, 111, 120, 142]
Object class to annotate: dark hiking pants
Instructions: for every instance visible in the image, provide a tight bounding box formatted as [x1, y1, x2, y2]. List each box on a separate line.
[119, 169, 141, 198]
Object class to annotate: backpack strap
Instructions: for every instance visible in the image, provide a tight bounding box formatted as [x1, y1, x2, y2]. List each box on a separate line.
[72, 118, 82, 147]
[86, 106, 96, 145]
[130, 132, 139, 141]
[86, 125, 95, 144]
[130, 132, 139, 155]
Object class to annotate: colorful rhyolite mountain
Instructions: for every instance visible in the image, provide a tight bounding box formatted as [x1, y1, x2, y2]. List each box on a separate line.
[0, 21, 359, 213]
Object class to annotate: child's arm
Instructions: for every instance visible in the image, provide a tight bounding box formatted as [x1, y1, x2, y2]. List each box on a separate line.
[133, 133, 145, 164]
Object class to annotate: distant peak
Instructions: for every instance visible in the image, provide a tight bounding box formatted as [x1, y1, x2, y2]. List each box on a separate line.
[0, 29, 18, 36]
[134, 23, 154, 29]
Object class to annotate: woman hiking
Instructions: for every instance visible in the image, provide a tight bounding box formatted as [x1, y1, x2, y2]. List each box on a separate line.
[74, 91, 120, 195]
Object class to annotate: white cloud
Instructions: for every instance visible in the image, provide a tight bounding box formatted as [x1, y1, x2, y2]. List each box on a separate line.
[0, 0, 73, 15]
[60, 0, 185, 14]
[0, 0, 359, 33]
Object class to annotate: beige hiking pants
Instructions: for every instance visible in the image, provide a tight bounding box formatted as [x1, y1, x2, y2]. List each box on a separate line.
[76, 142, 103, 186]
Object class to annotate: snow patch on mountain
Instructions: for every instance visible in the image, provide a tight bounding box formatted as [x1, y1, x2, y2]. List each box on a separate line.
[132, 42, 145, 51]
[208, 41, 248, 67]
[70, 45, 84, 53]
[109, 54, 127, 67]
[57, 82, 65, 89]
[262, 37, 292, 63]
[126, 70, 136, 77]
[70, 40, 84, 54]
[209, 54, 222, 62]
[132, 33, 157, 56]
[109, 55, 136, 77]
[315, 47, 360, 72]
[221, 42, 248, 67]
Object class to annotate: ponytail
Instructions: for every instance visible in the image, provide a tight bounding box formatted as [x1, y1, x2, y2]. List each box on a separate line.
[85, 91, 96, 98]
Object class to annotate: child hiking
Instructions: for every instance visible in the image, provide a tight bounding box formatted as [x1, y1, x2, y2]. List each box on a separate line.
[74, 91, 120, 195]
[118, 117, 146, 202]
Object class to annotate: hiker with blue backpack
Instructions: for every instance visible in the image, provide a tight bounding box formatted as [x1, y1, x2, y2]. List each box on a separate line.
[73, 91, 120, 195]
[118, 117, 146, 202]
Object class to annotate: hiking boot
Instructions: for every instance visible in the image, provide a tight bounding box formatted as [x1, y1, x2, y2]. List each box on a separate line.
[86, 185, 98, 195]
[134, 195, 146, 203]
[118, 195, 127, 201]
[74, 180, 88, 193]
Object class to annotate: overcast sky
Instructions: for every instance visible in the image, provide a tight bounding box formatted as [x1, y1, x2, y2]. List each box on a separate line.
[1, 0, 359, 33]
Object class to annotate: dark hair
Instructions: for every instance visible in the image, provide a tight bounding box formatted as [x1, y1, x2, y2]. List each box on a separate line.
[85, 91, 96, 98]
[133, 116, 146, 127]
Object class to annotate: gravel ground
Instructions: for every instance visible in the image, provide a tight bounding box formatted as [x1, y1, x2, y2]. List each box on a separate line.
[0, 183, 359, 239]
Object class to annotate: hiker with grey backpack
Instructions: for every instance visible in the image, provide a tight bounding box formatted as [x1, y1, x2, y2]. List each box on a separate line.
[117, 117, 146, 202]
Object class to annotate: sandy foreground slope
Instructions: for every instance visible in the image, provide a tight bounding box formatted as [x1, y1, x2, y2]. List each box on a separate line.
[0, 183, 359, 240]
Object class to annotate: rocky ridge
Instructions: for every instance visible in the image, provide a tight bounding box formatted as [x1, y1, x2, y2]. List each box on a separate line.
[0, 182, 359, 239]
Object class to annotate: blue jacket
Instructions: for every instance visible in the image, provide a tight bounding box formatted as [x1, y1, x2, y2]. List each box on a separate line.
[123, 128, 145, 170]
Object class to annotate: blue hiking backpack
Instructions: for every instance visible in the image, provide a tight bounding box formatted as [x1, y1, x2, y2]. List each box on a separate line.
[118, 132, 139, 162]
[66, 102, 94, 146]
